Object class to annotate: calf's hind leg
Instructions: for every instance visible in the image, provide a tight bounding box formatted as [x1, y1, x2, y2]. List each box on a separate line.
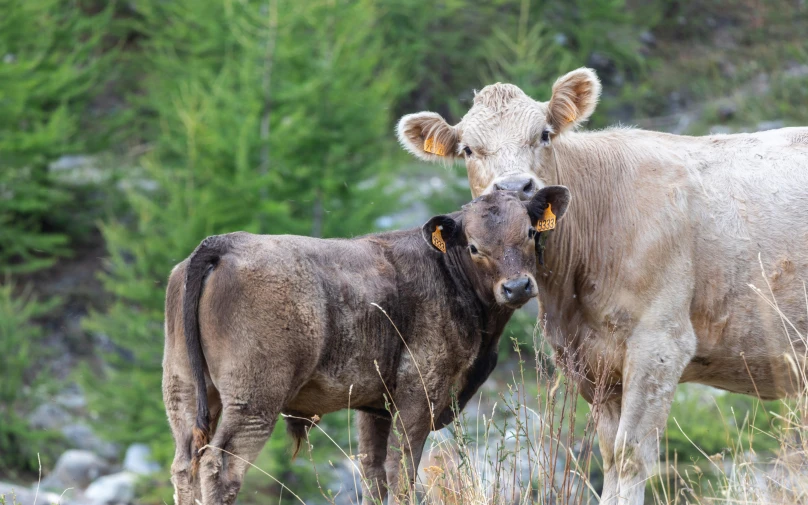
[199, 398, 281, 505]
[164, 370, 222, 505]
[198, 360, 297, 505]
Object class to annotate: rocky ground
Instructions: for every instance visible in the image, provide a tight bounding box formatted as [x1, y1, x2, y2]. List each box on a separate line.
[0, 443, 158, 505]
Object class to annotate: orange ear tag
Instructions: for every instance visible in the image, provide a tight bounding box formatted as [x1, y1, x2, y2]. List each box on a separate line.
[431, 225, 447, 253]
[535, 204, 556, 232]
[424, 137, 447, 156]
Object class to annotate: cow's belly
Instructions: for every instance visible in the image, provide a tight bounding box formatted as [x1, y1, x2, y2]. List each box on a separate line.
[684, 258, 808, 398]
[680, 349, 805, 400]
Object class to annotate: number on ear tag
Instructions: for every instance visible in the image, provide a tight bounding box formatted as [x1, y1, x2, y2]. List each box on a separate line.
[432, 226, 447, 253]
[535, 204, 556, 232]
[424, 137, 447, 156]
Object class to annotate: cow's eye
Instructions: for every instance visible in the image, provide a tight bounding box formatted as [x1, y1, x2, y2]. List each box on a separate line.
[541, 130, 550, 143]
[468, 244, 478, 254]
[463, 146, 472, 156]
[528, 228, 536, 239]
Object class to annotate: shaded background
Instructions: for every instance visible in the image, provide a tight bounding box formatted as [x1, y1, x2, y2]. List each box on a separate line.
[1, 0, 807, 503]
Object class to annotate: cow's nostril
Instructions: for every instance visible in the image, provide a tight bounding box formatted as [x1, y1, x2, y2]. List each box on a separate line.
[523, 277, 532, 292]
[523, 180, 534, 193]
[503, 285, 512, 297]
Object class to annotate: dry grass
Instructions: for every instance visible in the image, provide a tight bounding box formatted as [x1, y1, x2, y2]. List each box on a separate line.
[271, 304, 808, 505]
[193, 265, 808, 505]
[203, 305, 808, 505]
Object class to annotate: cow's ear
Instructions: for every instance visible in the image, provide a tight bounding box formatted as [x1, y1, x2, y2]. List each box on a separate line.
[526, 185, 571, 226]
[421, 215, 461, 253]
[397, 112, 459, 163]
[546, 68, 601, 136]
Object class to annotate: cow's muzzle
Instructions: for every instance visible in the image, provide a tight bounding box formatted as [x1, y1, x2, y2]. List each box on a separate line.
[490, 175, 542, 200]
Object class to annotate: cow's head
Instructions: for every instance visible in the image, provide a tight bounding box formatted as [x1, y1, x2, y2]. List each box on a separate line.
[398, 68, 600, 200]
[422, 186, 570, 308]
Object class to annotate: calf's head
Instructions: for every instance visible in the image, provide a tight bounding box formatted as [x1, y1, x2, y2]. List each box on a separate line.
[398, 68, 600, 199]
[422, 186, 570, 308]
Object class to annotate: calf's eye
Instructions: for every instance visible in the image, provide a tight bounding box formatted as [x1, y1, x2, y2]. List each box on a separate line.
[528, 229, 536, 239]
[541, 130, 550, 143]
[468, 244, 478, 254]
[463, 146, 472, 156]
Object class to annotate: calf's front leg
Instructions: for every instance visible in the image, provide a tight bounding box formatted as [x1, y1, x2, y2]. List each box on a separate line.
[384, 390, 435, 503]
[603, 319, 696, 505]
[357, 411, 392, 505]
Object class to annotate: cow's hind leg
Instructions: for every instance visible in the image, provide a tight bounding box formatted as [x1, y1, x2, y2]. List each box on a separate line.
[357, 411, 392, 504]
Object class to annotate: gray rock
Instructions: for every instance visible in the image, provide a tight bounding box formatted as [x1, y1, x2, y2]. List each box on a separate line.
[0, 481, 83, 505]
[48, 156, 108, 186]
[84, 472, 137, 505]
[28, 403, 72, 431]
[709, 125, 734, 135]
[61, 423, 120, 460]
[756, 120, 785, 132]
[716, 101, 737, 121]
[55, 385, 88, 411]
[122, 444, 160, 475]
[42, 450, 111, 492]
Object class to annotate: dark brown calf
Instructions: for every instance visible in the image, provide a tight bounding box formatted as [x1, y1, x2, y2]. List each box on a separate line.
[162, 187, 570, 505]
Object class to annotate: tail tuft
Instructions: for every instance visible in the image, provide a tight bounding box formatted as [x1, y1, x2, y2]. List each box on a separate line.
[191, 425, 210, 478]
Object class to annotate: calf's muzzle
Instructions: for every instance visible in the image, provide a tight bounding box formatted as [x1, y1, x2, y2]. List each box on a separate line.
[499, 275, 536, 306]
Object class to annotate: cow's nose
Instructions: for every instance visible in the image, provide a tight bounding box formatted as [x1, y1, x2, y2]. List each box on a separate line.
[501, 276, 535, 305]
[493, 176, 538, 200]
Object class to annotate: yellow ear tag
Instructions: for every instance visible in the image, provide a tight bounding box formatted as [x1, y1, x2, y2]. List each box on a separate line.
[424, 137, 447, 156]
[431, 225, 447, 253]
[535, 204, 556, 232]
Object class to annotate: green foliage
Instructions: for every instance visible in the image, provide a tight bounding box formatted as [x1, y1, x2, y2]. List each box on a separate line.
[83, 1, 405, 500]
[0, 0, 118, 274]
[666, 385, 781, 465]
[0, 282, 61, 475]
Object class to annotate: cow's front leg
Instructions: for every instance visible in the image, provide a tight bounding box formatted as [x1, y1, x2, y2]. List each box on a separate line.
[596, 398, 621, 503]
[356, 411, 392, 504]
[608, 319, 696, 505]
[384, 390, 434, 503]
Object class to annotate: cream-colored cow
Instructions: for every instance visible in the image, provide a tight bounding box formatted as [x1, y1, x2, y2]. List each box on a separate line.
[397, 68, 808, 504]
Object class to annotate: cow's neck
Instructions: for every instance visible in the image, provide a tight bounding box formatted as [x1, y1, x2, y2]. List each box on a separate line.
[535, 132, 639, 343]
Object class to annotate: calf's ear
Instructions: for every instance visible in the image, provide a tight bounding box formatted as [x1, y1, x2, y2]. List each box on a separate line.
[526, 185, 571, 226]
[546, 68, 601, 136]
[397, 112, 459, 162]
[421, 215, 461, 253]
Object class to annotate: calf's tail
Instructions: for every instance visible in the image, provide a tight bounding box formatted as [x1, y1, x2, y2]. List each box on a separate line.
[183, 234, 230, 475]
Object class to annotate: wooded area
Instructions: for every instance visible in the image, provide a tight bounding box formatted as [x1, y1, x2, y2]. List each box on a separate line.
[2, 1, 807, 503]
